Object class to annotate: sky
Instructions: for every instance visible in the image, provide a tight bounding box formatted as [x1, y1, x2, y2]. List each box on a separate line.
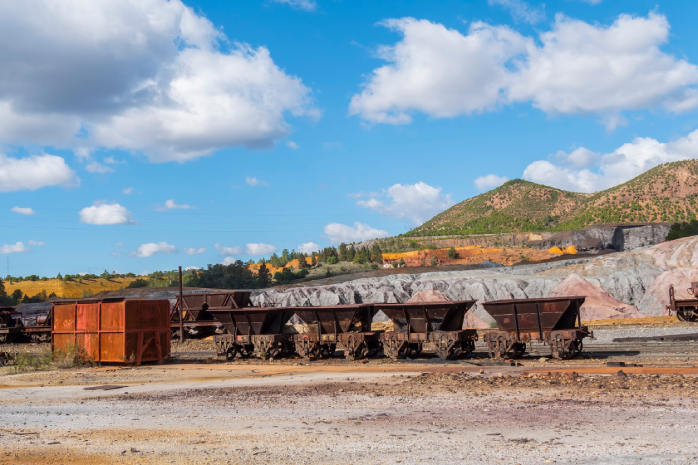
[2, 0, 698, 277]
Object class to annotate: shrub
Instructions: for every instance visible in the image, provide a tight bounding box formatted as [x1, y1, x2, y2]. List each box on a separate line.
[326, 256, 338, 265]
[399, 258, 406, 267]
[430, 256, 439, 266]
[391, 262, 399, 268]
[370, 264, 379, 270]
[447, 247, 458, 259]
[127, 278, 149, 289]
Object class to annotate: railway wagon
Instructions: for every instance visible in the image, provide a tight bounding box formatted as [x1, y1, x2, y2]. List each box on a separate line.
[291, 304, 380, 360]
[20, 306, 52, 343]
[211, 304, 295, 360]
[481, 296, 591, 359]
[0, 307, 23, 343]
[669, 283, 698, 322]
[170, 292, 253, 338]
[374, 300, 478, 360]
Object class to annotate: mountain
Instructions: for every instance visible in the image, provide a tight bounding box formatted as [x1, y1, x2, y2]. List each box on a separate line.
[409, 160, 698, 236]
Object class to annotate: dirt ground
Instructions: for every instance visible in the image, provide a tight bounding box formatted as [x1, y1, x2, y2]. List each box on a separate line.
[2, 355, 698, 465]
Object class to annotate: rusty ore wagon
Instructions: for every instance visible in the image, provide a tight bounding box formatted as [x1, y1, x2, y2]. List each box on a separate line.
[481, 296, 592, 359]
[374, 300, 478, 360]
[669, 283, 698, 322]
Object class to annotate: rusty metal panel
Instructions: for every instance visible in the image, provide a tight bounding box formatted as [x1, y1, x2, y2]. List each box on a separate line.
[208, 307, 293, 336]
[481, 296, 585, 333]
[374, 301, 476, 333]
[52, 299, 170, 365]
[293, 304, 374, 334]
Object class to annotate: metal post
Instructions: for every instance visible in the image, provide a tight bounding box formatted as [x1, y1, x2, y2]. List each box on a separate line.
[178, 266, 184, 343]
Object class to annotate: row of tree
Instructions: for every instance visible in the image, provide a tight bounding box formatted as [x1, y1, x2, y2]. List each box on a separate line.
[0, 279, 56, 305]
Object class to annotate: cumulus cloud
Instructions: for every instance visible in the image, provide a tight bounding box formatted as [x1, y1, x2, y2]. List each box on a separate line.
[122, 187, 133, 195]
[246, 177, 270, 187]
[350, 13, 698, 128]
[272, 0, 317, 11]
[488, 0, 545, 24]
[79, 203, 136, 225]
[523, 129, 698, 192]
[0, 0, 317, 162]
[130, 242, 178, 258]
[323, 222, 389, 244]
[157, 199, 193, 211]
[297, 242, 320, 253]
[356, 182, 453, 225]
[185, 266, 200, 271]
[182, 247, 206, 255]
[245, 243, 277, 255]
[114, 242, 125, 247]
[474, 174, 509, 191]
[221, 257, 238, 266]
[0, 153, 79, 192]
[214, 243, 242, 256]
[286, 141, 299, 149]
[0, 242, 31, 254]
[11, 207, 35, 215]
[28, 240, 45, 247]
[85, 161, 114, 174]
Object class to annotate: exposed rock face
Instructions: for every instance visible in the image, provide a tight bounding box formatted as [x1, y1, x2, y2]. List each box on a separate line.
[548, 274, 646, 320]
[638, 268, 698, 316]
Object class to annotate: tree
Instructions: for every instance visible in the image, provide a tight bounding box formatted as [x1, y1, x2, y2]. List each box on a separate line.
[430, 255, 439, 266]
[56, 273, 63, 280]
[311, 252, 317, 267]
[347, 245, 356, 262]
[12, 289, 22, 301]
[190, 261, 260, 289]
[296, 252, 307, 269]
[399, 258, 406, 267]
[327, 256, 338, 265]
[127, 279, 149, 289]
[0, 277, 7, 304]
[338, 243, 348, 261]
[447, 247, 458, 259]
[257, 263, 271, 288]
[371, 244, 383, 264]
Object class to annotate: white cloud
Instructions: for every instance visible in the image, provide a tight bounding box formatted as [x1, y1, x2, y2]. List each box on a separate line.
[350, 18, 528, 124]
[85, 161, 114, 174]
[297, 242, 320, 254]
[474, 174, 509, 191]
[182, 247, 206, 255]
[523, 129, 698, 192]
[157, 199, 193, 210]
[356, 182, 454, 225]
[79, 203, 136, 225]
[286, 141, 299, 149]
[185, 266, 200, 271]
[114, 242, 125, 247]
[122, 187, 133, 195]
[0, 153, 79, 192]
[28, 240, 45, 247]
[221, 256, 238, 266]
[488, 0, 545, 24]
[576, 0, 601, 4]
[111, 251, 122, 257]
[350, 13, 698, 127]
[130, 242, 178, 258]
[0, 0, 317, 162]
[245, 243, 277, 255]
[0, 242, 31, 254]
[246, 177, 270, 187]
[324, 222, 389, 244]
[272, 0, 317, 12]
[103, 156, 124, 164]
[214, 243, 242, 256]
[11, 207, 36, 215]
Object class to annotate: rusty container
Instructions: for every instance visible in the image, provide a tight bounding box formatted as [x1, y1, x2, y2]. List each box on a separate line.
[374, 301, 479, 360]
[52, 298, 170, 365]
[290, 304, 380, 359]
[480, 296, 590, 359]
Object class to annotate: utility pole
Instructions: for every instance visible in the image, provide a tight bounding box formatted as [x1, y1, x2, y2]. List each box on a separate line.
[178, 266, 185, 343]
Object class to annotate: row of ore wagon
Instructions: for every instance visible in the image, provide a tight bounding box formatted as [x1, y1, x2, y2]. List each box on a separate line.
[174, 291, 592, 361]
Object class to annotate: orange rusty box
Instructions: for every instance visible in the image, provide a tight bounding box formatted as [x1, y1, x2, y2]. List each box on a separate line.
[52, 298, 170, 365]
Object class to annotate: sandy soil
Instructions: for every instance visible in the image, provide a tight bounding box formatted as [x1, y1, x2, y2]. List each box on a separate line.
[1, 359, 698, 465]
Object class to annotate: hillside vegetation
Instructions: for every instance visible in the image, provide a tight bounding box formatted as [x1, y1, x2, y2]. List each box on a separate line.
[411, 160, 698, 236]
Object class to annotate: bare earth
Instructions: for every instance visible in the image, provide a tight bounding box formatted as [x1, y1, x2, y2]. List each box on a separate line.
[1, 355, 698, 465]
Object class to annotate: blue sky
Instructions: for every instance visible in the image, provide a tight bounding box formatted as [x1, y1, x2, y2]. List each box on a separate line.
[2, 0, 698, 277]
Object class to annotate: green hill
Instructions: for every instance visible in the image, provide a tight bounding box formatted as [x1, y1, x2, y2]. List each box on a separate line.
[409, 160, 698, 236]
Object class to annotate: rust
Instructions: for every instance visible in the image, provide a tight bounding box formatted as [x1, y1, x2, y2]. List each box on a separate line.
[0, 307, 23, 343]
[171, 291, 254, 338]
[51, 298, 170, 366]
[669, 283, 698, 322]
[374, 301, 478, 360]
[481, 296, 592, 359]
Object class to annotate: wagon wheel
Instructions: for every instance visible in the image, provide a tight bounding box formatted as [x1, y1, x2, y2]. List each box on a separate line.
[492, 335, 508, 359]
[238, 344, 254, 359]
[0, 334, 12, 344]
[320, 344, 335, 359]
[385, 341, 408, 360]
[225, 345, 238, 361]
[447, 343, 463, 360]
[366, 341, 382, 358]
[435, 341, 450, 360]
[308, 343, 321, 360]
[30, 334, 41, 344]
[267, 345, 282, 359]
[461, 339, 475, 356]
[677, 310, 687, 322]
[575, 340, 584, 356]
[511, 342, 526, 359]
[409, 343, 422, 356]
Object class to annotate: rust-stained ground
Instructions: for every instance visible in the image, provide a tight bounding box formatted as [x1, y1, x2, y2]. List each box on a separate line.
[1, 358, 698, 465]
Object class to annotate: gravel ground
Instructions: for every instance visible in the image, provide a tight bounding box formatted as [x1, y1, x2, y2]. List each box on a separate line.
[588, 327, 698, 344]
[1, 368, 698, 464]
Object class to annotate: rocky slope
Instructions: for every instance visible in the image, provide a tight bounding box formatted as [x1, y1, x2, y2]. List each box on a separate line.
[410, 159, 698, 236]
[254, 236, 698, 323]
